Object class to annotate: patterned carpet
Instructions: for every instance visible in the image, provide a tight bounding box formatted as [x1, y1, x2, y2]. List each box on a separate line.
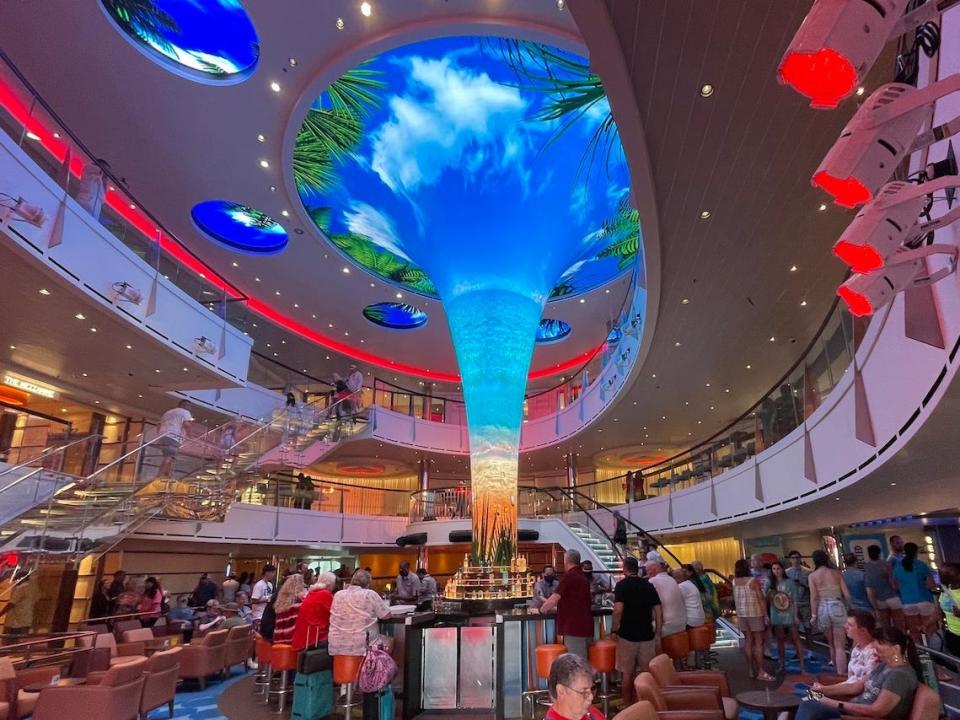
[143, 671, 253, 720]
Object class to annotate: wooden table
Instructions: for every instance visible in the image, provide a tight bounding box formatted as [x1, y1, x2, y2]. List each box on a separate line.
[736, 690, 801, 720]
[22, 678, 85, 693]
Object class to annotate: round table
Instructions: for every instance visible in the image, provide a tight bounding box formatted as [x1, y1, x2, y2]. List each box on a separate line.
[22, 678, 85, 693]
[736, 690, 801, 720]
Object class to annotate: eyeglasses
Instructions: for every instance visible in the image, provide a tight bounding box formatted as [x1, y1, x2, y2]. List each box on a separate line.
[560, 684, 595, 700]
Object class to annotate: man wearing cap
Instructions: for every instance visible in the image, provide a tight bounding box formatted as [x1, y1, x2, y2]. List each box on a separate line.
[220, 602, 248, 629]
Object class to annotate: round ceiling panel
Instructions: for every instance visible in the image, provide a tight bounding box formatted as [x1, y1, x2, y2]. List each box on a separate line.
[191, 200, 287, 254]
[535, 318, 571, 344]
[362, 302, 428, 330]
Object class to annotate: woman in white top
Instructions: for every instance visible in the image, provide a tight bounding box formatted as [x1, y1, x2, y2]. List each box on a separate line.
[672, 567, 705, 627]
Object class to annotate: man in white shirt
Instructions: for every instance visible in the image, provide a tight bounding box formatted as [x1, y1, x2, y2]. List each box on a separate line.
[393, 561, 421, 604]
[157, 400, 193, 477]
[346, 364, 364, 414]
[416, 568, 438, 608]
[250, 564, 276, 622]
[645, 560, 687, 638]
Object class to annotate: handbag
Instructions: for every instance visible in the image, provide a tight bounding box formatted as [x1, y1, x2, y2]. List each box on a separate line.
[298, 625, 331, 674]
[357, 637, 397, 693]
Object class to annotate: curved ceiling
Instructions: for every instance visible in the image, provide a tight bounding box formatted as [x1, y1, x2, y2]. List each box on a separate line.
[0, 1, 634, 383]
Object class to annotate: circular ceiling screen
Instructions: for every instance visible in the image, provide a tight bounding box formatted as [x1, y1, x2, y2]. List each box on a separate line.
[191, 200, 287, 254]
[362, 302, 428, 330]
[100, 0, 259, 82]
[535, 318, 571, 344]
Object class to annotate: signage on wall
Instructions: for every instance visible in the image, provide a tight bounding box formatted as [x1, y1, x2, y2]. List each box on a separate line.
[842, 534, 888, 569]
[2, 374, 58, 399]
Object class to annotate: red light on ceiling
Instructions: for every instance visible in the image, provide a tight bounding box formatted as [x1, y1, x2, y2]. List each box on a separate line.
[779, 48, 858, 109]
[833, 240, 883, 273]
[813, 170, 872, 208]
[837, 284, 874, 317]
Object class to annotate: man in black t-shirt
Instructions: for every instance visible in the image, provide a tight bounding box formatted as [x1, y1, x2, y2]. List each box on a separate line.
[612, 555, 662, 705]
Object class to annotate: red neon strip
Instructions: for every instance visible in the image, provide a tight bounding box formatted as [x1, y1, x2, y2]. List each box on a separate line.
[0, 76, 605, 382]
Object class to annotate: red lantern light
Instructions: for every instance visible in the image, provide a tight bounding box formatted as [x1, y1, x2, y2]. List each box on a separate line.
[3, 552, 19, 568]
[837, 284, 874, 316]
[833, 240, 884, 273]
[779, 48, 858, 109]
[813, 170, 872, 208]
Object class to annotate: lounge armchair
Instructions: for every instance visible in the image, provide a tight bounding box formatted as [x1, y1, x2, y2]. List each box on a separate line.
[139, 647, 181, 720]
[223, 625, 253, 675]
[648, 654, 737, 720]
[177, 629, 228, 689]
[634, 672, 724, 720]
[120, 627, 154, 645]
[31, 657, 146, 720]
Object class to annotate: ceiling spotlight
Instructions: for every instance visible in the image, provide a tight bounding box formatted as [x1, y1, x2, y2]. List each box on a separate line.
[259, 159, 269, 169]
[293, 303, 299, 308]
[579, 298, 585, 304]
[396, 292, 403, 299]
[699, 83, 714, 97]
[269, 81, 281, 93]
[89, 327, 97, 333]
[81, 372, 88, 377]
[342, 267, 350, 274]
[288, 57, 297, 67]
[336, 17, 345, 30]
[269, 185, 276, 192]
[856, 86, 866, 97]
[25, 132, 39, 141]
[746, 364, 751, 369]
[129, 203, 136, 210]
[699, 210, 711, 220]
[255, 277, 261, 282]
[8, 345, 14, 350]
[281, 210, 290, 217]
[257, 134, 265, 143]
[674, 341, 681, 347]
[154, 369, 160, 373]
[557, 0, 566, 9]
[275, 290, 281, 296]
[74, 313, 85, 320]
[231, 261, 238, 267]
[818, 203, 828, 211]
[705, 382, 710, 387]
[681, 298, 690, 304]
[800, 300, 808, 307]
[769, 336, 776, 342]
[360, 1, 372, 16]
[38, 288, 50, 296]
[125, 344, 132, 350]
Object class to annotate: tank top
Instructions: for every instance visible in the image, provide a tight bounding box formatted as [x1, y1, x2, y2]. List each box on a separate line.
[733, 578, 763, 618]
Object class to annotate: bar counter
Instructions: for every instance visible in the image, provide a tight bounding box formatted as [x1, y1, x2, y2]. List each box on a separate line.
[379, 606, 612, 720]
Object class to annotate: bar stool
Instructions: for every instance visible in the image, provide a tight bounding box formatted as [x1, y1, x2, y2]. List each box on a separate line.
[333, 654, 364, 720]
[687, 624, 714, 669]
[661, 630, 690, 668]
[588, 638, 617, 718]
[254, 637, 272, 696]
[268, 643, 298, 713]
[522, 643, 567, 720]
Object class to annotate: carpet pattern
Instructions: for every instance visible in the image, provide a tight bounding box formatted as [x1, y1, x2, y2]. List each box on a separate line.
[142, 671, 252, 720]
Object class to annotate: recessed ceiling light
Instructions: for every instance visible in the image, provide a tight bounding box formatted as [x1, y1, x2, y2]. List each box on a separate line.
[557, 0, 566, 9]
[25, 131, 39, 141]
[745, 364, 751, 369]
[269, 185, 276, 192]
[890, 482, 897, 486]
[53, 132, 61, 139]
[856, 86, 865, 96]
[259, 159, 270, 168]
[396, 292, 403, 299]
[674, 341, 681, 347]
[336, 17, 345, 30]
[8, 345, 14, 350]
[255, 277, 261, 282]
[681, 298, 689, 305]
[275, 290, 281, 296]
[270, 81, 281, 93]
[182, 367, 189, 372]
[800, 300, 807, 307]
[81, 372, 88, 377]
[288, 57, 297, 67]
[38, 288, 50, 296]
[342, 267, 350, 274]
[281, 210, 290, 217]
[154, 369, 160, 373]
[281, 340, 286, 344]
[293, 303, 299, 308]
[710, 405, 715, 410]
[705, 382, 710, 387]
[328, 323, 334, 328]
[344, 332, 349, 336]
[129, 203, 136, 210]
[699, 83, 714, 97]
[699, 210, 711, 220]
[266, 343, 271, 348]
[789, 265, 798, 272]
[273, 352, 278, 357]
[769, 336, 776, 342]
[818, 203, 827, 212]
[231, 261, 238, 267]
[94, 400, 100, 404]
[257, 133, 265, 143]
[651, 374, 656, 378]
[74, 313, 85, 320]
[125, 344, 132, 350]
[579, 298, 585, 304]
[311, 314, 317, 319]
[360, 1, 372, 16]
[724, 388, 730, 393]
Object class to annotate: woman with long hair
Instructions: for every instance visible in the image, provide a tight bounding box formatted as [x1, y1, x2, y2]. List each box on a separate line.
[891, 542, 936, 645]
[89, 578, 112, 620]
[271, 573, 307, 644]
[732, 558, 773, 680]
[138, 576, 162, 627]
[795, 626, 920, 720]
[809, 550, 852, 674]
[768, 560, 805, 673]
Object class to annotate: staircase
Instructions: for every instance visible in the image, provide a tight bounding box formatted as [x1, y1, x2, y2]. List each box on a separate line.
[256, 399, 370, 469]
[568, 522, 619, 571]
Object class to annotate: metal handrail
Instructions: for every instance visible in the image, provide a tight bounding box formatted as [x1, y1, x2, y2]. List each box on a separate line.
[537, 486, 625, 564]
[0, 434, 102, 480]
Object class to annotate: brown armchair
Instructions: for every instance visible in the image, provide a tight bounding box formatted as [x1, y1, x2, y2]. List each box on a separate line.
[177, 629, 228, 689]
[224, 625, 253, 676]
[31, 657, 146, 720]
[79, 633, 146, 668]
[648, 655, 737, 720]
[120, 628, 155, 645]
[634, 672, 724, 720]
[140, 647, 181, 720]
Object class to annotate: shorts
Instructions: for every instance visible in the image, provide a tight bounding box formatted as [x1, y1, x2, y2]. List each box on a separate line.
[156, 436, 181, 458]
[740, 616, 766, 633]
[902, 601, 935, 617]
[818, 598, 847, 630]
[875, 596, 903, 610]
[615, 637, 656, 676]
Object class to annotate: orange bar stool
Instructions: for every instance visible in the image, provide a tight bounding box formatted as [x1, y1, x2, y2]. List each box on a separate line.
[661, 630, 690, 668]
[522, 642, 568, 720]
[589, 638, 617, 718]
[333, 654, 364, 720]
[687, 624, 714, 669]
[268, 643, 298, 713]
[254, 637, 272, 696]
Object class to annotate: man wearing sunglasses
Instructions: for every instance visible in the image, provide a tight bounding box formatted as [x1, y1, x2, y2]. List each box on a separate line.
[547, 653, 604, 720]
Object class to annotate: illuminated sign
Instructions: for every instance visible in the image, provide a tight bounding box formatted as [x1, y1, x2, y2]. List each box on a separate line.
[2, 374, 57, 399]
